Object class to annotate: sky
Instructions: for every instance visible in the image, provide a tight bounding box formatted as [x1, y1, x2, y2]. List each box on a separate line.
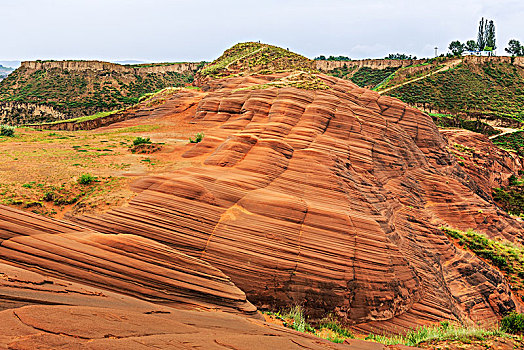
[1, 0, 524, 64]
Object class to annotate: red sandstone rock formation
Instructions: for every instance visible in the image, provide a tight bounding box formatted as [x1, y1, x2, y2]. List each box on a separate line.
[1, 57, 524, 345]
[67, 72, 523, 332]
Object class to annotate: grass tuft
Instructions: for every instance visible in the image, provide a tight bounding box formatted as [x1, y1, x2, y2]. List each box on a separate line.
[0, 125, 15, 137]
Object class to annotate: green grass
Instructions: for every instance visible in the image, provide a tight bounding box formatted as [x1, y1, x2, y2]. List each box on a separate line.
[38, 109, 122, 125]
[492, 131, 524, 154]
[492, 174, 524, 217]
[133, 136, 152, 146]
[327, 66, 399, 89]
[442, 227, 524, 294]
[0, 125, 15, 137]
[429, 112, 500, 136]
[365, 322, 506, 346]
[262, 306, 353, 343]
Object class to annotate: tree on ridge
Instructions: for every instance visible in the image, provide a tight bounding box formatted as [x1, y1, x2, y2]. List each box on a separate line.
[465, 40, 478, 52]
[449, 41, 465, 56]
[505, 40, 523, 56]
[477, 17, 487, 51]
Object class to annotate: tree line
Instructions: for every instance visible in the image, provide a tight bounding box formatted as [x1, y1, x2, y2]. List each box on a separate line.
[448, 17, 496, 56]
[449, 17, 523, 57]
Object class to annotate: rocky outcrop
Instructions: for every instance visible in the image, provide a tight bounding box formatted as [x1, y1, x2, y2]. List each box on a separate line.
[0, 205, 256, 314]
[463, 55, 524, 68]
[20, 60, 202, 74]
[0, 101, 67, 125]
[315, 59, 425, 72]
[57, 72, 523, 333]
[2, 47, 524, 337]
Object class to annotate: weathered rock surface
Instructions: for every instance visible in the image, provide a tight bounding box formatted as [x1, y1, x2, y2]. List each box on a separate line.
[61, 72, 524, 332]
[0, 205, 256, 314]
[0, 304, 368, 349]
[441, 129, 524, 194]
[1, 52, 524, 343]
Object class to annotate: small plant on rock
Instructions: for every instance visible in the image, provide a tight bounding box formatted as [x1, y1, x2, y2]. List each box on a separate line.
[189, 132, 204, 143]
[133, 136, 152, 146]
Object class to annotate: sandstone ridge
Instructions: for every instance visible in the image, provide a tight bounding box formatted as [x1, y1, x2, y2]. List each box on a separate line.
[1, 43, 523, 345]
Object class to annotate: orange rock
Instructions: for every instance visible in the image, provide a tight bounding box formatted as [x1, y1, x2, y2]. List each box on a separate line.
[1, 70, 523, 338]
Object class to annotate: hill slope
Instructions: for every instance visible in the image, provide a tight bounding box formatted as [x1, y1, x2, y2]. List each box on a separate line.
[0, 60, 200, 122]
[384, 56, 524, 123]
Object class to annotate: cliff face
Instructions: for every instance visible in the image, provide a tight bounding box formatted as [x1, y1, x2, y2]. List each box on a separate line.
[0, 101, 67, 125]
[315, 59, 425, 72]
[20, 60, 202, 74]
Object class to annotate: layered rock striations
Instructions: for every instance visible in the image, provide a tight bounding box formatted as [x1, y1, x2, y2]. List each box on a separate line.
[71, 69, 523, 331]
[0, 43, 523, 341]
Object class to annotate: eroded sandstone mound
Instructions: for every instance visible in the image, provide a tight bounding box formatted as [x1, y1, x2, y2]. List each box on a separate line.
[67, 69, 524, 332]
[1, 43, 524, 343]
[0, 205, 255, 314]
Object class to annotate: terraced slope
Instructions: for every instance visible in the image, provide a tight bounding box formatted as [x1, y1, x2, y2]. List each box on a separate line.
[199, 42, 316, 78]
[385, 57, 524, 123]
[326, 65, 398, 89]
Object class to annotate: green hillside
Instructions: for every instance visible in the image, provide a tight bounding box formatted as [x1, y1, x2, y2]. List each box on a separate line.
[0, 64, 194, 119]
[326, 65, 398, 89]
[386, 60, 524, 122]
[200, 42, 316, 78]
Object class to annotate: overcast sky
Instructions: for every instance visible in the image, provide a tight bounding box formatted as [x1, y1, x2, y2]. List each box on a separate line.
[1, 0, 524, 63]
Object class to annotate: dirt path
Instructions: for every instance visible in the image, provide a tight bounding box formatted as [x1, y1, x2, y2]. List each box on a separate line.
[489, 127, 522, 139]
[378, 59, 462, 94]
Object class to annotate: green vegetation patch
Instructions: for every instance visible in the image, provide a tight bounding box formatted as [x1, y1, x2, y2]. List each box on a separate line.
[262, 306, 353, 344]
[327, 65, 399, 89]
[442, 227, 524, 296]
[387, 61, 524, 122]
[430, 113, 500, 136]
[189, 132, 204, 144]
[500, 313, 524, 334]
[0, 125, 15, 137]
[492, 131, 524, 155]
[0, 65, 194, 121]
[201, 42, 316, 77]
[366, 321, 506, 346]
[492, 174, 524, 217]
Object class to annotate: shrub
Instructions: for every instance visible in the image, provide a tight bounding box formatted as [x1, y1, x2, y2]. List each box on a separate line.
[133, 136, 151, 146]
[509, 174, 519, 186]
[0, 125, 15, 137]
[78, 174, 96, 185]
[500, 313, 524, 334]
[189, 132, 204, 143]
